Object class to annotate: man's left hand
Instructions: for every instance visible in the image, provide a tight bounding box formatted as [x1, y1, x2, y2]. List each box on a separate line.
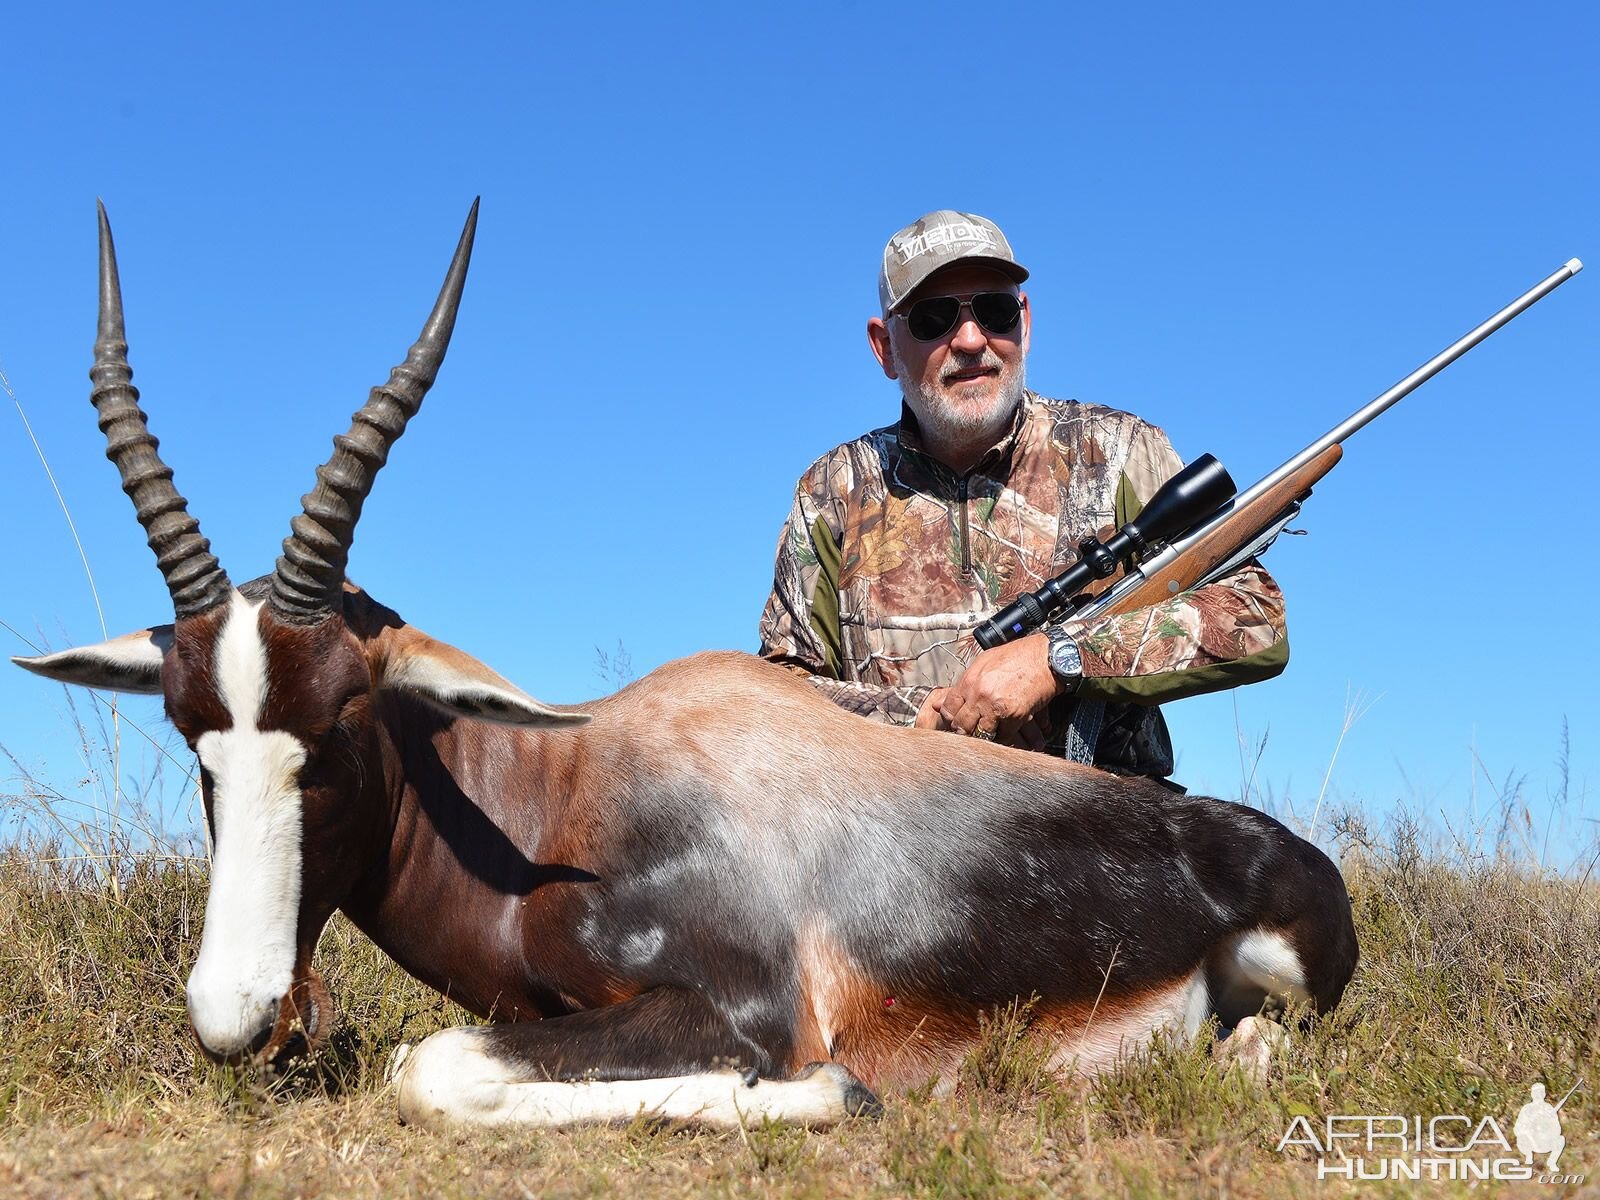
[936, 633, 1062, 745]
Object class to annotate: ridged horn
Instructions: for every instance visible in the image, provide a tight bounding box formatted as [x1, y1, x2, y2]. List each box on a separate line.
[269, 199, 479, 623]
[92, 201, 231, 618]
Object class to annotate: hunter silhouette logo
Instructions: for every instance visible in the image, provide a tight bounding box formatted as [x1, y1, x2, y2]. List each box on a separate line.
[1277, 1080, 1584, 1184]
[1515, 1082, 1578, 1170]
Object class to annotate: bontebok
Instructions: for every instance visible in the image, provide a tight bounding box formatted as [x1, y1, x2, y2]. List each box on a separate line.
[13, 203, 1358, 1129]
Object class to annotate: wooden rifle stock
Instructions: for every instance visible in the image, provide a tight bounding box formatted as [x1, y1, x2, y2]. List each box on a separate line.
[1098, 444, 1343, 619]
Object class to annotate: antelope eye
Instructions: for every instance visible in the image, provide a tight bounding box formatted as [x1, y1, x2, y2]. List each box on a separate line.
[166, 711, 206, 749]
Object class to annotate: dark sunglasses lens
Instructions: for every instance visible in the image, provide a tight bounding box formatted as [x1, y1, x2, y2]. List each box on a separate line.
[906, 297, 961, 341]
[972, 293, 1022, 335]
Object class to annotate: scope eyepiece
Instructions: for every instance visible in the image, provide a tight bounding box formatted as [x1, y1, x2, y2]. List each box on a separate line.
[974, 592, 1047, 650]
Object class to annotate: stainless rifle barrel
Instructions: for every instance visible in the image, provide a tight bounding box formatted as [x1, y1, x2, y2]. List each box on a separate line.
[1230, 257, 1583, 514]
[1077, 258, 1583, 620]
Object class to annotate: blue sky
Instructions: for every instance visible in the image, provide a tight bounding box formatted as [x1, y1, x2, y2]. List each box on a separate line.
[2, 3, 1595, 855]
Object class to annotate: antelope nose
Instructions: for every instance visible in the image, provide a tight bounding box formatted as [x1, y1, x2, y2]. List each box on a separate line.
[186, 980, 281, 1059]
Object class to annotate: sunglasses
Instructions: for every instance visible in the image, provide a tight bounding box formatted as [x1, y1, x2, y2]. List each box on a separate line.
[899, 291, 1024, 342]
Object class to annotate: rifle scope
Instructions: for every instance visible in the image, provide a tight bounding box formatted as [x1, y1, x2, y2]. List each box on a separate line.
[972, 454, 1236, 650]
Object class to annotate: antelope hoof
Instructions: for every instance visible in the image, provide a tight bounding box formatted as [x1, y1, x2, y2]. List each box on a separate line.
[792, 1061, 884, 1119]
[1213, 1014, 1285, 1084]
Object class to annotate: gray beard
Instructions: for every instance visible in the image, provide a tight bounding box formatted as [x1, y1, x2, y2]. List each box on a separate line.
[891, 343, 1028, 452]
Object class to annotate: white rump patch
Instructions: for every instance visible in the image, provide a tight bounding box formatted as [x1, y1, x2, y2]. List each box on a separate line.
[1227, 929, 1310, 1003]
[395, 1028, 871, 1130]
[185, 592, 308, 1057]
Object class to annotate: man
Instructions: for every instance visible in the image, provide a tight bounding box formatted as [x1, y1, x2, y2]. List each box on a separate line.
[757, 211, 1286, 780]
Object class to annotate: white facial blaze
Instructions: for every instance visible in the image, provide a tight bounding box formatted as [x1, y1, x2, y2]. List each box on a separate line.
[185, 593, 309, 1056]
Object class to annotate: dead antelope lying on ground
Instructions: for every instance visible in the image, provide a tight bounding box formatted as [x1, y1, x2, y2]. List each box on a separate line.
[14, 203, 1358, 1129]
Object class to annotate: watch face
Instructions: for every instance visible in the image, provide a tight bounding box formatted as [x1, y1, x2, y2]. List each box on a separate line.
[1049, 633, 1082, 679]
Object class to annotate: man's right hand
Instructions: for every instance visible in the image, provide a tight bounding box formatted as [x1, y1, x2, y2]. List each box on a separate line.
[915, 687, 1049, 752]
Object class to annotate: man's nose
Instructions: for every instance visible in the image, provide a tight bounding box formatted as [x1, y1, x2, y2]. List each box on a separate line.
[950, 316, 987, 354]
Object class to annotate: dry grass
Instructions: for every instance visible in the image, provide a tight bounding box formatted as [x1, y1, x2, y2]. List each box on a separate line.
[0, 808, 1596, 1198]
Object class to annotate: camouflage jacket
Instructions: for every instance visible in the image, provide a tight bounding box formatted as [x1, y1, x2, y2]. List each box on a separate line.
[756, 392, 1289, 778]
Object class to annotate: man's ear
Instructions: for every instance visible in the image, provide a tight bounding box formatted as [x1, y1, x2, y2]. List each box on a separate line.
[867, 316, 898, 379]
[380, 631, 589, 728]
[11, 626, 173, 695]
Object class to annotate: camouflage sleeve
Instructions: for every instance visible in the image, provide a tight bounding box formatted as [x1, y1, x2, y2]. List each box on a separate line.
[1056, 423, 1289, 706]
[757, 480, 932, 726]
[801, 676, 933, 726]
[758, 484, 839, 676]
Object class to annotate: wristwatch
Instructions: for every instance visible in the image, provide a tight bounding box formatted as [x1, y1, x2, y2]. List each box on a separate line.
[1044, 625, 1083, 692]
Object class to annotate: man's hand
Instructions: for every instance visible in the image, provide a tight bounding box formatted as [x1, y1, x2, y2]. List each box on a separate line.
[922, 634, 1062, 750]
[939, 634, 1059, 746]
[918, 685, 1046, 749]
[914, 688, 950, 730]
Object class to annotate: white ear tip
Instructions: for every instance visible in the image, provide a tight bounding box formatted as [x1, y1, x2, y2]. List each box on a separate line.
[529, 704, 590, 727]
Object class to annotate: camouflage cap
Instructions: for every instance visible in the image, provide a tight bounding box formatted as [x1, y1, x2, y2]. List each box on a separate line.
[878, 210, 1029, 314]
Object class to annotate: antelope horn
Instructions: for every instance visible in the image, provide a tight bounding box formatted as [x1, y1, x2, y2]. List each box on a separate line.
[92, 202, 232, 618]
[269, 199, 479, 622]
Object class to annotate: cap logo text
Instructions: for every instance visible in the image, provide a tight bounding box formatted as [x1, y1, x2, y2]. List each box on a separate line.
[893, 220, 998, 265]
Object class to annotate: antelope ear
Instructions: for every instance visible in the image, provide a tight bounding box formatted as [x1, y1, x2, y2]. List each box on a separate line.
[11, 626, 173, 695]
[380, 633, 588, 728]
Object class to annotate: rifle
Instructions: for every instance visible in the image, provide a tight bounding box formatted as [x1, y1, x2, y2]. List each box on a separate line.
[973, 258, 1584, 651]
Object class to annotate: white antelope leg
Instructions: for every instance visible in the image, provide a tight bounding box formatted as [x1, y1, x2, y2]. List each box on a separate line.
[394, 1027, 879, 1130]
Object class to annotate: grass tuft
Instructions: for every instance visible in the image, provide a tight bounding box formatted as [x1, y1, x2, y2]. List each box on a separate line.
[957, 996, 1056, 1108]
